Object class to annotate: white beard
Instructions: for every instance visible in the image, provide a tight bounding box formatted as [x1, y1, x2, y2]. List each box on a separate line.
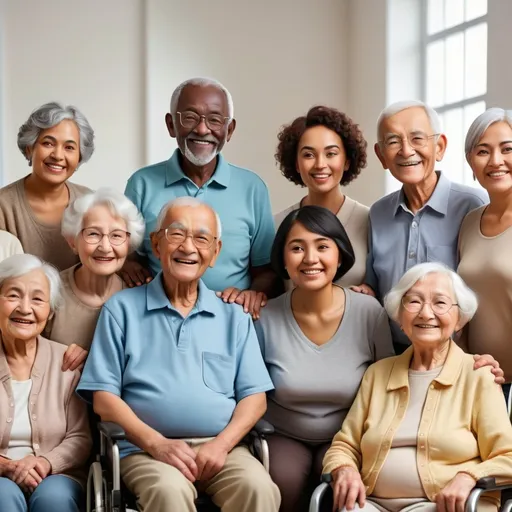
[183, 140, 219, 166]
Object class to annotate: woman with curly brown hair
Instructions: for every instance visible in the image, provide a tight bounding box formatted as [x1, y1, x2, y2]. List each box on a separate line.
[274, 106, 369, 287]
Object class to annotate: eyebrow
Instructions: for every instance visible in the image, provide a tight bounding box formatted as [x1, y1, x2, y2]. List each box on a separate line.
[476, 140, 512, 148]
[4, 286, 46, 296]
[300, 144, 340, 151]
[287, 236, 331, 244]
[41, 135, 78, 145]
[167, 222, 212, 234]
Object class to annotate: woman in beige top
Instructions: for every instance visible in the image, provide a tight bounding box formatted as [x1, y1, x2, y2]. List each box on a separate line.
[458, 108, 512, 394]
[0, 102, 94, 271]
[323, 263, 512, 512]
[0, 254, 91, 511]
[45, 188, 145, 371]
[273, 106, 369, 288]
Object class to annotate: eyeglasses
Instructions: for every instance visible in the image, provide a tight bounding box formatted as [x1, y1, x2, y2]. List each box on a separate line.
[176, 111, 231, 131]
[380, 133, 439, 151]
[161, 228, 217, 249]
[81, 228, 130, 246]
[402, 296, 459, 315]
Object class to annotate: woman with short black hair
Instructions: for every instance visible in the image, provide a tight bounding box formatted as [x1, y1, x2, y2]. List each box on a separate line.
[256, 205, 394, 512]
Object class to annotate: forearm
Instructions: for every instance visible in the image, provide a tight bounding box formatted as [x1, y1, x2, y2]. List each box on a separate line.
[215, 393, 266, 452]
[93, 391, 165, 453]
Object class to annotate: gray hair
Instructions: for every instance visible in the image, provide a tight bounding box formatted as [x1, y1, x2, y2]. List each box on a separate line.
[0, 254, 62, 311]
[170, 77, 234, 119]
[377, 100, 442, 141]
[155, 197, 222, 239]
[384, 262, 478, 325]
[465, 107, 512, 156]
[61, 188, 145, 251]
[17, 102, 95, 166]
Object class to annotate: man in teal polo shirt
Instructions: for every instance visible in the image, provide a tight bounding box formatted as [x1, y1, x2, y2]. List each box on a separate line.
[77, 197, 280, 512]
[122, 77, 276, 318]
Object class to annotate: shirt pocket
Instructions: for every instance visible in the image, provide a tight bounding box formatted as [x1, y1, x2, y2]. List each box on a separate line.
[426, 245, 456, 267]
[202, 352, 233, 394]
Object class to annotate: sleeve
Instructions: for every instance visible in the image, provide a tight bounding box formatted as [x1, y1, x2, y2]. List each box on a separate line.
[9, 234, 23, 256]
[234, 314, 274, 401]
[42, 371, 92, 474]
[364, 217, 379, 296]
[463, 370, 512, 482]
[371, 307, 395, 361]
[322, 368, 373, 475]
[76, 305, 126, 403]
[253, 320, 266, 359]
[249, 181, 275, 267]
[124, 178, 146, 258]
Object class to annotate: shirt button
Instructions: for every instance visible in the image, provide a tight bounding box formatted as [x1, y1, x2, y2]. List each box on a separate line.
[419, 433, 424, 437]
[412, 221, 418, 228]
[32, 415, 37, 421]
[409, 251, 416, 258]
[6, 418, 12, 423]
[421, 445, 425, 449]
[33, 443, 39, 449]
[430, 384, 435, 389]
[9, 403, 13, 407]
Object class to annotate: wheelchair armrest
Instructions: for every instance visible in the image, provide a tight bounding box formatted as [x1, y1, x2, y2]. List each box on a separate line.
[475, 477, 497, 489]
[250, 419, 274, 437]
[321, 473, 333, 483]
[98, 421, 126, 441]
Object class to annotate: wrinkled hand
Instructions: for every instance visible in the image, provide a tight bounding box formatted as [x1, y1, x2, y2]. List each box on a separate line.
[20, 469, 43, 493]
[331, 466, 366, 512]
[62, 344, 88, 372]
[349, 284, 376, 297]
[216, 288, 267, 320]
[148, 438, 198, 482]
[195, 439, 229, 481]
[473, 353, 505, 384]
[7, 456, 51, 486]
[118, 260, 152, 288]
[436, 472, 476, 512]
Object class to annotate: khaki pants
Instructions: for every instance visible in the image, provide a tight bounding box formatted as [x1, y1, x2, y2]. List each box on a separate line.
[120, 443, 281, 512]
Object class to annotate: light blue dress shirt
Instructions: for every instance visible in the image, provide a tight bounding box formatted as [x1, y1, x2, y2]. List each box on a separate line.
[77, 274, 274, 458]
[365, 171, 488, 346]
[125, 150, 275, 292]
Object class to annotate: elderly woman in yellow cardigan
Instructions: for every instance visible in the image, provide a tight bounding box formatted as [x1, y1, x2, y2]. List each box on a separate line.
[323, 262, 512, 512]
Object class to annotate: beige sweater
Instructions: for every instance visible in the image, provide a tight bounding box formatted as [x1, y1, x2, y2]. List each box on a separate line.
[274, 195, 369, 288]
[458, 205, 512, 382]
[0, 177, 91, 270]
[46, 264, 126, 350]
[0, 230, 23, 262]
[0, 335, 91, 486]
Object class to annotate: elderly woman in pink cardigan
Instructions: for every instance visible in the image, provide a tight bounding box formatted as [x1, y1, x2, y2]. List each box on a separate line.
[0, 254, 91, 512]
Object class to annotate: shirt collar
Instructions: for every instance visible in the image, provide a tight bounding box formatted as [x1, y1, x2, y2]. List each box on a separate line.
[146, 272, 221, 316]
[386, 339, 464, 391]
[394, 171, 451, 216]
[165, 149, 231, 188]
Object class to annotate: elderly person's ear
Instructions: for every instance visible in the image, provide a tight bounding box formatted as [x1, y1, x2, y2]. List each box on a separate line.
[150, 231, 161, 259]
[64, 236, 78, 254]
[374, 142, 388, 170]
[435, 134, 448, 161]
[226, 119, 237, 142]
[208, 240, 222, 268]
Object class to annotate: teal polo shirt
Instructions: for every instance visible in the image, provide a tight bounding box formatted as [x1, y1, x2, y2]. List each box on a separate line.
[77, 274, 274, 458]
[125, 150, 275, 291]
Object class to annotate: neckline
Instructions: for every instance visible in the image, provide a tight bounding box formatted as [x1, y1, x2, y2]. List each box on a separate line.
[477, 205, 512, 239]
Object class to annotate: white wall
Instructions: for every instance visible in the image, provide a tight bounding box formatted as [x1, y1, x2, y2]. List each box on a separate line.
[2, 0, 145, 190]
[145, 0, 349, 212]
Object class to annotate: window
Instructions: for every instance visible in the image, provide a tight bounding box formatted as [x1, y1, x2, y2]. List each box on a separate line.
[423, 0, 487, 187]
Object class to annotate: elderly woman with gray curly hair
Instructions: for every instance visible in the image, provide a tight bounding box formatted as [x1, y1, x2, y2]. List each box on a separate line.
[323, 262, 512, 512]
[0, 102, 95, 271]
[0, 254, 92, 512]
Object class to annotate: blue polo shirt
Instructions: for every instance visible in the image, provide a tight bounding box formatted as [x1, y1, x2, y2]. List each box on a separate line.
[365, 171, 488, 346]
[76, 274, 274, 458]
[125, 150, 275, 291]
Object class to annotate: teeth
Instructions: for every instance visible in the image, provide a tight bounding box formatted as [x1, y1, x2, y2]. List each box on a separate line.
[47, 164, 64, 170]
[489, 171, 508, 177]
[312, 174, 330, 178]
[398, 162, 420, 166]
[191, 140, 212, 145]
[12, 319, 32, 324]
[302, 269, 322, 275]
[416, 324, 437, 328]
[175, 259, 196, 264]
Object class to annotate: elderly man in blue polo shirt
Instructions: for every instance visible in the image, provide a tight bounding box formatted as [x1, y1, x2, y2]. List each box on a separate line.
[353, 100, 488, 353]
[121, 77, 276, 319]
[77, 197, 280, 512]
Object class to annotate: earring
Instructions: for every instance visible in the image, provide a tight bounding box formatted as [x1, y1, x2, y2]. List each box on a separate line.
[28, 159, 32, 166]
[472, 173, 476, 181]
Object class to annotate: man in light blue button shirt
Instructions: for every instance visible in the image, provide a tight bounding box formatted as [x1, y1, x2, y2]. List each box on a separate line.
[77, 197, 279, 512]
[356, 101, 488, 352]
[122, 77, 276, 318]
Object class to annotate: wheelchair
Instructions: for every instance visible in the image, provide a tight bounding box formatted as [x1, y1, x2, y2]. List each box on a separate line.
[309, 473, 512, 512]
[86, 419, 273, 512]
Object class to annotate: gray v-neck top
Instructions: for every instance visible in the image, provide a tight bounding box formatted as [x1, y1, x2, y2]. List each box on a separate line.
[255, 288, 394, 443]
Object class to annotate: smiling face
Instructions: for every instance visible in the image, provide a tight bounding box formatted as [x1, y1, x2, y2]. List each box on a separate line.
[68, 204, 130, 277]
[167, 84, 235, 167]
[468, 121, 512, 195]
[399, 272, 463, 347]
[0, 269, 52, 342]
[151, 204, 222, 284]
[26, 119, 81, 186]
[297, 125, 349, 195]
[283, 221, 340, 290]
[375, 107, 447, 186]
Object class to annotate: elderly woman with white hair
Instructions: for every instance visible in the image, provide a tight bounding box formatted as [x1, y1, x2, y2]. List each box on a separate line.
[323, 262, 512, 512]
[458, 108, 512, 398]
[0, 254, 91, 512]
[44, 188, 145, 371]
[0, 102, 94, 271]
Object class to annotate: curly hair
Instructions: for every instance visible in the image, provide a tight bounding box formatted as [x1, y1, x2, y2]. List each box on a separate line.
[275, 106, 367, 187]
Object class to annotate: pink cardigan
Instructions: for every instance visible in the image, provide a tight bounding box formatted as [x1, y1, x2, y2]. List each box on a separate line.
[0, 335, 91, 486]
